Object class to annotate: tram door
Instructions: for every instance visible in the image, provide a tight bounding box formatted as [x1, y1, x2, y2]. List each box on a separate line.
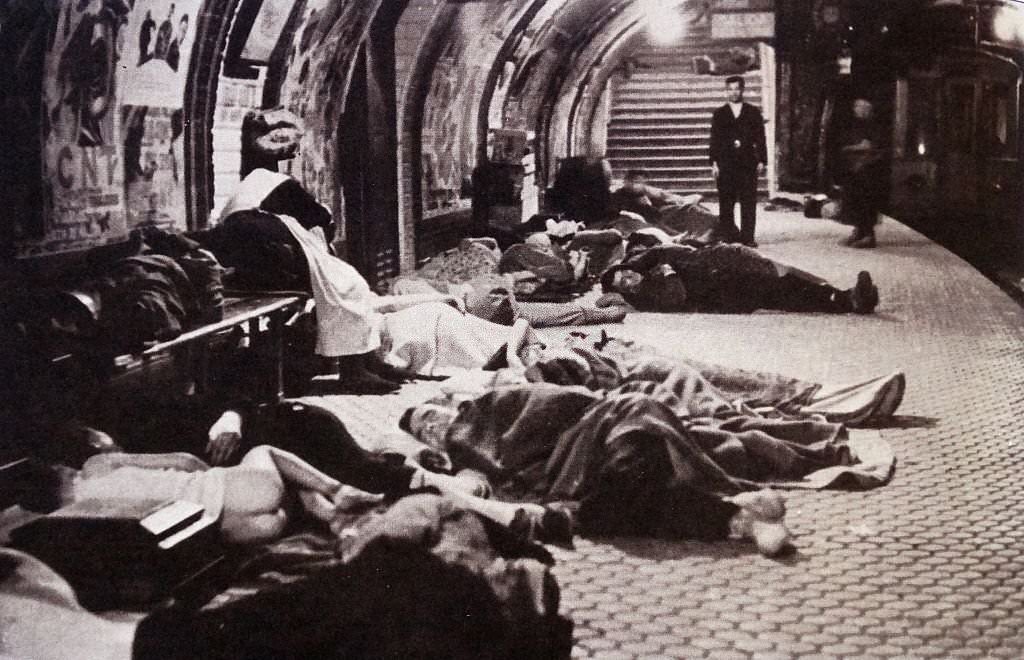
[977, 75, 1020, 235]
[940, 78, 981, 209]
[937, 57, 1021, 237]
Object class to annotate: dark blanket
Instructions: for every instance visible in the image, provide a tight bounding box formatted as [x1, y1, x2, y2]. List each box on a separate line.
[195, 209, 312, 292]
[438, 340, 889, 538]
[60, 252, 211, 352]
[134, 494, 572, 659]
[446, 381, 850, 498]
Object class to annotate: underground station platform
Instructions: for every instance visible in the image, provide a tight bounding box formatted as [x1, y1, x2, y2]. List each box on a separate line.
[317, 209, 1024, 659]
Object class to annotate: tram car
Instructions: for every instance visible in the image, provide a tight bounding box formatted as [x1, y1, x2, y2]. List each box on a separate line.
[888, 0, 1024, 250]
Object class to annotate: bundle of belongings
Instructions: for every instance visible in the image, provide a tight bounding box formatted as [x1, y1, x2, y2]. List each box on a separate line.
[9, 497, 225, 611]
[1, 228, 225, 358]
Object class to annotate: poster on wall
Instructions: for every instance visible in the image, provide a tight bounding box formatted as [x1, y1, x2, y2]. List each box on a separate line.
[120, 0, 201, 107]
[421, 48, 479, 218]
[34, 0, 132, 256]
[122, 105, 188, 232]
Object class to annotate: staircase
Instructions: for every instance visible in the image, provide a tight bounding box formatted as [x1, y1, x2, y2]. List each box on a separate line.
[607, 37, 769, 198]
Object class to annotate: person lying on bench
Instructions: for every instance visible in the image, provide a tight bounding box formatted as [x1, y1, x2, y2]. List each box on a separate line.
[199, 169, 465, 394]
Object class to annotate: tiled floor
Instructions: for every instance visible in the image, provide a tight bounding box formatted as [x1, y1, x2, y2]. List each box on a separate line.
[317, 210, 1024, 658]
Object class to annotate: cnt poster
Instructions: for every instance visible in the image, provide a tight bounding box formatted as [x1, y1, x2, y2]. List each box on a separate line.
[35, 0, 133, 256]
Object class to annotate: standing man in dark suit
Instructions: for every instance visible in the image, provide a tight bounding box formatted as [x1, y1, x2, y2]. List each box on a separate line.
[709, 75, 767, 247]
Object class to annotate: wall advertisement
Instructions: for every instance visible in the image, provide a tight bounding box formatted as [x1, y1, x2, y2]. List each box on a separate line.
[122, 105, 187, 232]
[120, 0, 202, 107]
[35, 0, 132, 257]
[28, 0, 192, 257]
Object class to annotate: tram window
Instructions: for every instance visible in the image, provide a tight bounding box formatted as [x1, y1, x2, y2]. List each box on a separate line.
[906, 79, 938, 159]
[980, 83, 1015, 158]
[946, 83, 976, 154]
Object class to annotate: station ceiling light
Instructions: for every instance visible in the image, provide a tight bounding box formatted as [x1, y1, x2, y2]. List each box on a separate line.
[640, 0, 686, 45]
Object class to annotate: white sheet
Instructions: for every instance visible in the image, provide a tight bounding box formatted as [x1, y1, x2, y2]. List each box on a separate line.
[380, 302, 515, 376]
[276, 214, 384, 357]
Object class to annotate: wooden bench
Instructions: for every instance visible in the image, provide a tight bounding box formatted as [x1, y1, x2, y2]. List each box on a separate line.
[43, 294, 309, 405]
[128, 294, 308, 403]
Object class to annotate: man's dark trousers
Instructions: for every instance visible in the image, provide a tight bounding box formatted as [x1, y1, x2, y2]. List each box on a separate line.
[718, 168, 758, 244]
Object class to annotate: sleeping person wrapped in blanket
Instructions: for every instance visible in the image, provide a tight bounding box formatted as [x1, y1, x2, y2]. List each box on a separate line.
[401, 336, 904, 557]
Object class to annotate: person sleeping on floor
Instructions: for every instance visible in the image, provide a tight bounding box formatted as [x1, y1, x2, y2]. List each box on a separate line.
[599, 241, 880, 314]
[400, 337, 904, 557]
[196, 169, 626, 393]
[13, 380, 577, 550]
[2, 426, 571, 659]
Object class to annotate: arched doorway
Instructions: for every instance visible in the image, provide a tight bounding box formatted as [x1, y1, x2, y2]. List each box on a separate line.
[336, 10, 402, 285]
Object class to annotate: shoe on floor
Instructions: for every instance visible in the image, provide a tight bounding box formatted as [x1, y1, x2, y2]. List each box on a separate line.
[851, 271, 879, 314]
[335, 371, 402, 394]
[509, 504, 575, 548]
[840, 230, 863, 247]
[851, 234, 877, 248]
[727, 490, 791, 557]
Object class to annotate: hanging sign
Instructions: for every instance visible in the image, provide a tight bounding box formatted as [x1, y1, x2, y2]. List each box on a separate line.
[711, 12, 776, 39]
[713, 0, 774, 10]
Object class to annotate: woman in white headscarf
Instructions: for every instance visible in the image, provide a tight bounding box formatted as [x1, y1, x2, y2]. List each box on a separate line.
[203, 170, 537, 391]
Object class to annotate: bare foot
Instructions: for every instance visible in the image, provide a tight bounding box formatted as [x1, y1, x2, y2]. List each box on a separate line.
[416, 469, 491, 498]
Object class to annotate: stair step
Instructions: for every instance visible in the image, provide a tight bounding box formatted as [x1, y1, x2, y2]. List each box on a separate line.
[615, 71, 761, 82]
[606, 153, 708, 161]
[614, 82, 761, 96]
[614, 87, 760, 97]
[617, 70, 761, 81]
[611, 87, 752, 98]
[607, 134, 709, 143]
[609, 160, 711, 169]
[607, 152, 709, 161]
[610, 108, 728, 119]
[608, 133, 711, 142]
[607, 130, 711, 139]
[608, 160, 713, 169]
[612, 103, 731, 115]
[607, 118, 711, 127]
[606, 146, 709, 156]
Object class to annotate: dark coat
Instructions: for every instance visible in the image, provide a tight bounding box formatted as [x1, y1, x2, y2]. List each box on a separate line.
[611, 244, 780, 313]
[709, 103, 767, 178]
